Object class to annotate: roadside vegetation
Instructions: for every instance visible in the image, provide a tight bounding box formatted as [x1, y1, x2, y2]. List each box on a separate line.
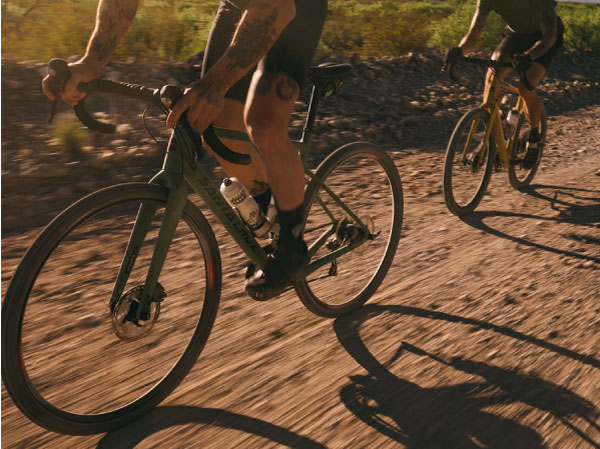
[2, 0, 599, 62]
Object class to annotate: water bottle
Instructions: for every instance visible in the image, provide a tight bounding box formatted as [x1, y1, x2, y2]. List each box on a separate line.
[506, 109, 520, 128]
[220, 177, 271, 237]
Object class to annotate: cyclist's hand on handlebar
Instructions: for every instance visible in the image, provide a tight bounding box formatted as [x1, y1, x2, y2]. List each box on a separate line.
[42, 60, 102, 106]
[445, 47, 463, 65]
[166, 79, 225, 132]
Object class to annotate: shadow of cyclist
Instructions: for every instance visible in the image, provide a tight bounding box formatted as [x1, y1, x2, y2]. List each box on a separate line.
[401, 342, 600, 448]
[334, 305, 599, 449]
[96, 406, 327, 449]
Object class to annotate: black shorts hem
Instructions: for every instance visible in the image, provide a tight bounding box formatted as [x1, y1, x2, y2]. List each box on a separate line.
[495, 18, 564, 71]
[202, 0, 327, 103]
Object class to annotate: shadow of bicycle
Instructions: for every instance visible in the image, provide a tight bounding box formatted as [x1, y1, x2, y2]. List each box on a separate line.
[524, 184, 600, 226]
[96, 406, 327, 449]
[334, 304, 600, 449]
[460, 184, 600, 263]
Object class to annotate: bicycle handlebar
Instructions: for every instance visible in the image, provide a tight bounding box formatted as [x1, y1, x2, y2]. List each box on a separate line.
[46, 58, 251, 165]
[441, 56, 534, 90]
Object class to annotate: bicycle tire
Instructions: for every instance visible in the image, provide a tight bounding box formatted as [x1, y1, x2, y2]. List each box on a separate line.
[2, 183, 221, 435]
[508, 104, 547, 190]
[443, 108, 496, 216]
[295, 142, 403, 318]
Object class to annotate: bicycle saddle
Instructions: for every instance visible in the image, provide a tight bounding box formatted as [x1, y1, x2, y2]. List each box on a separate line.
[307, 63, 353, 83]
[308, 63, 353, 97]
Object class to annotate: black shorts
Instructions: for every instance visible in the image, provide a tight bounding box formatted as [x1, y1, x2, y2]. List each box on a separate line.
[202, 0, 327, 102]
[495, 17, 564, 71]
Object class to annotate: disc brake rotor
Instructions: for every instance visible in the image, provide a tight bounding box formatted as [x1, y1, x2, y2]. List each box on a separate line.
[111, 284, 165, 341]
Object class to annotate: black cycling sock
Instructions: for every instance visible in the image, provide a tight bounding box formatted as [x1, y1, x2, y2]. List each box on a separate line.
[278, 204, 304, 241]
[253, 189, 272, 214]
[529, 127, 541, 141]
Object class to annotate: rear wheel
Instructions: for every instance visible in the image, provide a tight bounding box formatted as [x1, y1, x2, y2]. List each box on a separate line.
[295, 142, 403, 318]
[443, 108, 496, 216]
[1, 183, 221, 435]
[508, 104, 547, 190]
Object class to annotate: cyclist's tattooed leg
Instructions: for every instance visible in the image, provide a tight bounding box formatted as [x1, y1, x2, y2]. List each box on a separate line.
[256, 72, 300, 102]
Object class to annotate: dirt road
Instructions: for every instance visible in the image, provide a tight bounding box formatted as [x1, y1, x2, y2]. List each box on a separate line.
[1, 104, 599, 448]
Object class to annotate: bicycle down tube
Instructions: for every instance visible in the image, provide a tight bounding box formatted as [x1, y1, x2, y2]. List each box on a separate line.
[109, 80, 369, 310]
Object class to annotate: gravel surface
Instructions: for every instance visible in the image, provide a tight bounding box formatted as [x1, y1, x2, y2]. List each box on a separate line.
[1, 53, 599, 448]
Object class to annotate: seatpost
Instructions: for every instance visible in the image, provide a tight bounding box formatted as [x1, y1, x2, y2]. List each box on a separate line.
[302, 84, 321, 140]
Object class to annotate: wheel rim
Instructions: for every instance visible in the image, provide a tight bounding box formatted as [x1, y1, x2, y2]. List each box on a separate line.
[448, 115, 492, 209]
[16, 196, 211, 416]
[301, 150, 400, 309]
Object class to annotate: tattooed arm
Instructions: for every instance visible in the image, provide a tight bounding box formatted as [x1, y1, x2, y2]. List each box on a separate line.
[166, 0, 296, 129]
[525, 0, 558, 60]
[83, 0, 139, 70]
[203, 0, 295, 95]
[42, 0, 139, 104]
[459, 0, 492, 55]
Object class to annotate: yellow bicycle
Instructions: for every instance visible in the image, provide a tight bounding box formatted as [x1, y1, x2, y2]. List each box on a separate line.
[442, 56, 546, 216]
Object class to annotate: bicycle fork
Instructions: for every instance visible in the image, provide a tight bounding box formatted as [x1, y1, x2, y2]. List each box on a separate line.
[109, 131, 190, 322]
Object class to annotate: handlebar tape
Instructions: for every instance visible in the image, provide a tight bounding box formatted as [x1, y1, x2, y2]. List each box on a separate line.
[47, 59, 252, 164]
[73, 100, 116, 134]
[202, 125, 251, 166]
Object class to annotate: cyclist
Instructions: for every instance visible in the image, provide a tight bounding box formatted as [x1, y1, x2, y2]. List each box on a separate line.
[445, 0, 564, 168]
[42, 0, 328, 301]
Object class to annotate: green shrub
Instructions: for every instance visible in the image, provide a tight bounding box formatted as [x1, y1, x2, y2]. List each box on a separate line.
[52, 113, 89, 156]
[1, 0, 598, 62]
[428, 0, 506, 51]
[321, 0, 452, 56]
[1, 0, 216, 62]
[558, 4, 600, 51]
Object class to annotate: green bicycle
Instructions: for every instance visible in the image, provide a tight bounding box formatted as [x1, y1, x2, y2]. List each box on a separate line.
[1, 59, 403, 435]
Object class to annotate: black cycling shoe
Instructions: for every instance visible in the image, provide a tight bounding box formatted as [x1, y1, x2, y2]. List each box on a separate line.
[522, 138, 541, 170]
[245, 237, 308, 301]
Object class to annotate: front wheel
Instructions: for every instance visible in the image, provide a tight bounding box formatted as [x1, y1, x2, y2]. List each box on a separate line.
[1, 183, 221, 435]
[295, 142, 403, 318]
[443, 108, 496, 216]
[508, 104, 547, 190]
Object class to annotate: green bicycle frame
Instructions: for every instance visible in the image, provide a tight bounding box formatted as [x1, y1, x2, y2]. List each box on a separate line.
[110, 84, 369, 320]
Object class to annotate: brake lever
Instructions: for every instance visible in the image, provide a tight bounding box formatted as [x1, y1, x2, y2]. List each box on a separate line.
[48, 97, 60, 124]
[441, 61, 458, 81]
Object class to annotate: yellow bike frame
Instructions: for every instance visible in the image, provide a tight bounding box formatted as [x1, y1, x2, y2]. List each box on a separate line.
[462, 72, 526, 169]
